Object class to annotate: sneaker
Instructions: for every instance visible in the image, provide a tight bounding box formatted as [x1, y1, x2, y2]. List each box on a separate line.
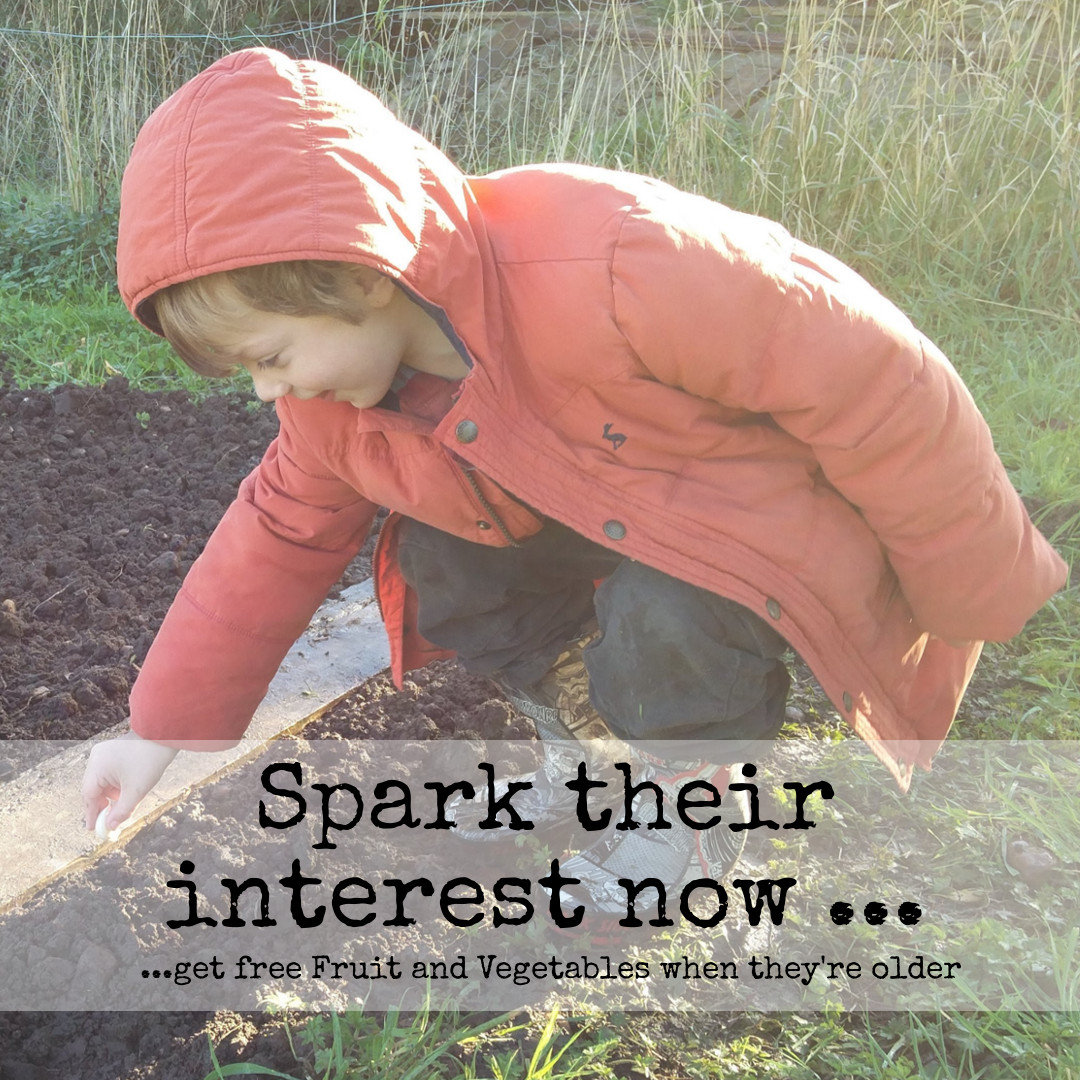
[497, 626, 613, 743]
[556, 761, 747, 920]
[446, 631, 622, 839]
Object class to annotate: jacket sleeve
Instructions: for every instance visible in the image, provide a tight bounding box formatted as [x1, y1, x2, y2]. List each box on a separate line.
[129, 410, 376, 744]
[610, 196, 1068, 642]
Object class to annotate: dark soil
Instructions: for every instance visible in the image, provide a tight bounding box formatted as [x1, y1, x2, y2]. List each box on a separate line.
[0, 376, 275, 745]
[0, 375, 380, 774]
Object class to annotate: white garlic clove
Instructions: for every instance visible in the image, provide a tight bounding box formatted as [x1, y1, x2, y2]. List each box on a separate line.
[95, 803, 114, 842]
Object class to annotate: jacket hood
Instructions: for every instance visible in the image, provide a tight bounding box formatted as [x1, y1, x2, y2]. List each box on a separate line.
[117, 48, 497, 360]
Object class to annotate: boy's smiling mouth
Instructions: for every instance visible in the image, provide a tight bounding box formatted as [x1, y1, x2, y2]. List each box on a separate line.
[289, 389, 338, 402]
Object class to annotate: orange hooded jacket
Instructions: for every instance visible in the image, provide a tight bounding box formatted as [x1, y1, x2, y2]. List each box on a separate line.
[117, 49, 1067, 788]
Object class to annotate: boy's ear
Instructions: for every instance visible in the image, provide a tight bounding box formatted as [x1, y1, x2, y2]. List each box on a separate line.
[348, 265, 397, 309]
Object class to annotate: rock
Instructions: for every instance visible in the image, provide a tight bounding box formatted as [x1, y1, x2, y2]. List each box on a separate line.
[73, 943, 118, 994]
[53, 692, 80, 716]
[1006, 839, 1062, 888]
[22, 503, 50, 527]
[147, 550, 181, 574]
[36, 956, 70, 990]
[73, 680, 107, 708]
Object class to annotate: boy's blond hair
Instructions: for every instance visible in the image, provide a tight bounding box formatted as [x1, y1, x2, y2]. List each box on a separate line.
[150, 260, 364, 377]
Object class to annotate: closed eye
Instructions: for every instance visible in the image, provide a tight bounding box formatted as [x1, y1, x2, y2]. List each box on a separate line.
[255, 355, 280, 371]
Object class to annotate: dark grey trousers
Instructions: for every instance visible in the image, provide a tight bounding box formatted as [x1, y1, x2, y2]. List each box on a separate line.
[397, 517, 790, 747]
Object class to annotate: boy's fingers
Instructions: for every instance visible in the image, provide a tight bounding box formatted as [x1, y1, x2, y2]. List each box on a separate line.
[108, 788, 146, 829]
[81, 737, 176, 831]
[108, 765, 166, 829]
[84, 784, 118, 830]
[81, 746, 120, 828]
[82, 773, 109, 829]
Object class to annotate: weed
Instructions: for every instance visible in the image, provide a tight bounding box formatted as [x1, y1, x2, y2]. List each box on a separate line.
[0, 285, 244, 397]
[203, 1004, 532, 1080]
[0, 194, 118, 293]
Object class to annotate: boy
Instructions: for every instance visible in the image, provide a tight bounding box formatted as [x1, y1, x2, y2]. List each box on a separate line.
[82, 48, 1066, 899]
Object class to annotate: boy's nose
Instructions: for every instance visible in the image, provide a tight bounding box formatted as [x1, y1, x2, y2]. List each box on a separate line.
[252, 374, 289, 402]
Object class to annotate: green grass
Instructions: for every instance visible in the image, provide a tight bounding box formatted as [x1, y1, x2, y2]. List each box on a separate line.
[0, 284, 227, 396]
[0, 193, 237, 394]
[203, 1006, 616, 1080]
[202, 1005, 1080, 1078]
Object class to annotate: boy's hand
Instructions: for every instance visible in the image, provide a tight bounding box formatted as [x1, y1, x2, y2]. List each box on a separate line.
[82, 731, 178, 832]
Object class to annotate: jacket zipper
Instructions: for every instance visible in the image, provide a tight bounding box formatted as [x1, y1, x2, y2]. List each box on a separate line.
[372, 522, 387, 620]
[461, 468, 521, 547]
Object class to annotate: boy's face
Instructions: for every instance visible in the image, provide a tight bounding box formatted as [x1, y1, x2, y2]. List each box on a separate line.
[218, 274, 406, 407]
[209, 268, 471, 409]
[200, 268, 467, 406]
[222, 304, 405, 409]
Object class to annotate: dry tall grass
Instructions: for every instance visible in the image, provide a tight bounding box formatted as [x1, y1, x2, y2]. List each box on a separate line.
[1, 0, 338, 209]
[2, 0, 1077, 314]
